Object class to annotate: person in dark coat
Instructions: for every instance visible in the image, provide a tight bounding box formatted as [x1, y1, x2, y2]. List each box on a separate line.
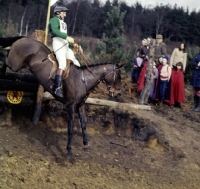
[154, 34, 167, 63]
[131, 49, 142, 83]
[190, 51, 200, 111]
[132, 39, 149, 84]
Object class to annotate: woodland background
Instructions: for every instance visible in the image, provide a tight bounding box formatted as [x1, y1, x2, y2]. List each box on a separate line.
[0, 0, 200, 78]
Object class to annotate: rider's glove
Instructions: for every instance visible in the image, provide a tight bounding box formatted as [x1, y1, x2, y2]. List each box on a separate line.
[79, 45, 83, 54]
[66, 36, 74, 44]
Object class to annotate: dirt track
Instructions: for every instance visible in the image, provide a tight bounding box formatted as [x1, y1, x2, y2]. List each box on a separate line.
[0, 82, 200, 189]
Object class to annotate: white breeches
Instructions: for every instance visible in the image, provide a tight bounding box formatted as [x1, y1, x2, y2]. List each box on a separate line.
[52, 37, 80, 70]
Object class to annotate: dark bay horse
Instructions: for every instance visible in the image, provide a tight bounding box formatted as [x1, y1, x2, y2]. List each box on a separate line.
[0, 37, 124, 156]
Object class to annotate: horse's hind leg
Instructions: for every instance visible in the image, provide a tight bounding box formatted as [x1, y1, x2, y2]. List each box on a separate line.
[78, 104, 89, 152]
[0, 52, 7, 74]
[66, 105, 75, 157]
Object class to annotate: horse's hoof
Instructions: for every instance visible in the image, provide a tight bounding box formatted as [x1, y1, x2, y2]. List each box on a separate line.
[83, 145, 90, 153]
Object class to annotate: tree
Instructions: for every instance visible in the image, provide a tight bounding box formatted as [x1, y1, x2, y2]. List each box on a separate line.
[102, 5, 127, 63]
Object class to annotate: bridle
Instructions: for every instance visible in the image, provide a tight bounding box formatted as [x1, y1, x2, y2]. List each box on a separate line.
[101, 64, 118, 96]
[102, 64, 116, 83]
[77, 50, 119, 95]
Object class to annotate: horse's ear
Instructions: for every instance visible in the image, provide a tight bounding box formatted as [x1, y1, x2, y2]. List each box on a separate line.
[116, 62, 125, 69]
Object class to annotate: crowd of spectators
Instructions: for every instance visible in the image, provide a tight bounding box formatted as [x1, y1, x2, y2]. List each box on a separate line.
[131, 34, 199, 111]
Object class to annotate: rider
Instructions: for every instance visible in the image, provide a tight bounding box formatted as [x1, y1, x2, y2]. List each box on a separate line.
[48, 5, 81, 98]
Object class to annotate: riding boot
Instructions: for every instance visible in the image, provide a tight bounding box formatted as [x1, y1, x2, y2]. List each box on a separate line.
[54, 69, 64, 98]
[194, 97, 200, 112]
[192, 96, 198, 110]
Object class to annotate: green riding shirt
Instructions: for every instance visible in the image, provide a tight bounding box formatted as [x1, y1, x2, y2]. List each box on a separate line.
[48, 15, 68, 39]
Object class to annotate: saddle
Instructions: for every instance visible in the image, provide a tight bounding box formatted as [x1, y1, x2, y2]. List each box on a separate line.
[48, 53, 71, 80]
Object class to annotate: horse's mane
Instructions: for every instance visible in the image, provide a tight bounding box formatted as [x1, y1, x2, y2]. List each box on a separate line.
[76, 62, 115, 69]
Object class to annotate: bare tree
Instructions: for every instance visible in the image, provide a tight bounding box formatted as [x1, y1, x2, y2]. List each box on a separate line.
[72, 0, 80, 35]
[19, 6, 27, 36]
[155, 12, 163, 35]
[138, 58, 154, 105]
[25, 16, 30, 36]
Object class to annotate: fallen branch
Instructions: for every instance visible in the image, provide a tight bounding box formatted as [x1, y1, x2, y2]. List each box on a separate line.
[109, 141, 126, 147]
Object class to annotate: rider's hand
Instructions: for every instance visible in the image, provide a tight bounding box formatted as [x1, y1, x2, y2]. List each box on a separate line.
[73, 43, 79, 53]
[66, 36, 74, 43]
[79, 45, 83, 54]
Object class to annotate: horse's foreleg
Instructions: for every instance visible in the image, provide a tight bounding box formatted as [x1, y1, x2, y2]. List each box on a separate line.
[78, 104, 89, 152]
[66, 105, 75, 156]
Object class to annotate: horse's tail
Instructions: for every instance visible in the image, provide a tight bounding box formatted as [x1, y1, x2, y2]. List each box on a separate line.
[0, 52, 7, 74]
[0, 36, 25, 49]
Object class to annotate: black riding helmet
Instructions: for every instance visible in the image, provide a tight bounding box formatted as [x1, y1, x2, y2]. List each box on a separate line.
[54, 6, 69, 14]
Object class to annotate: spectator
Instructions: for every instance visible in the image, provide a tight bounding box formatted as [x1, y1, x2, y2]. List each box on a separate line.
[154, 55, 172, 105]
[156, 56, 163, 72]
[138, 38, 149, 60]
[169, 62, 185, 108]
[154, 34, 167, 63]
[137, 38, 149, 92]
[190, 50, 200, 111]
[131, 39, 149, 84]
[131, 54, 142, 83]
[170, 43, 187, 72]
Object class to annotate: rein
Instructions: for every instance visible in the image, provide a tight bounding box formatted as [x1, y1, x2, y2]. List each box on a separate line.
[77, 51, 101, 83]
[77, 50, 117, 95]
[77, 51, 117, 89]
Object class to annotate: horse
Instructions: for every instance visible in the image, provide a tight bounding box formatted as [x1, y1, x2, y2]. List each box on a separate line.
[0, 37, 124, 156]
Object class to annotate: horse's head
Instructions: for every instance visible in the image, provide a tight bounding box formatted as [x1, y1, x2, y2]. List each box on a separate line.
[102, 62, 124, 96]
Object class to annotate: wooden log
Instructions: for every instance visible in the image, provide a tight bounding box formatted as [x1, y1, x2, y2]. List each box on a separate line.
[0, 79, 39, 92]
[85, 97, 151, 111]
[0, 72, 38, 83]
[0, 90, 36, 97]
[124, 77, 137, 97]
[41, 95, 151, 111]
[0, 36, 24, 48]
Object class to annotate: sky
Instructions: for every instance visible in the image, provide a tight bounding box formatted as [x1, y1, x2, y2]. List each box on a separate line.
[100, 0, 200, 12]
[50, 0, 200, 12]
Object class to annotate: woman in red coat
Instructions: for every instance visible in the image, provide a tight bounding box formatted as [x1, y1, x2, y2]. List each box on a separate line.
[170, 62, 185, 108]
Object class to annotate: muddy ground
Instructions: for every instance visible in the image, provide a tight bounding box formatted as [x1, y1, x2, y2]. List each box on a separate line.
[0, 82, 200, 189]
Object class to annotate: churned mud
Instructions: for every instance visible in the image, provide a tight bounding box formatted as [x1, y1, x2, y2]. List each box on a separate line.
[0, 83, 200, 189]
